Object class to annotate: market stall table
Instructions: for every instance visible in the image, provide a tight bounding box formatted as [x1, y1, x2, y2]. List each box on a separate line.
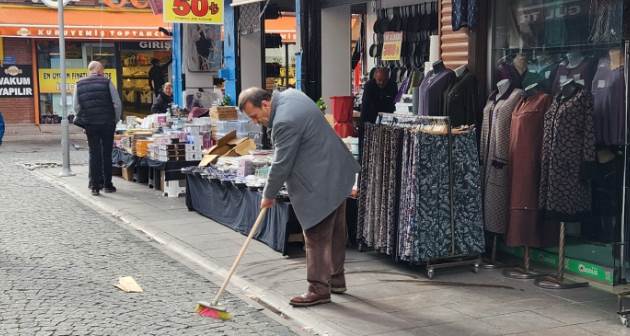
[184, 169, 302, 254]
[112, 147, 200, 191]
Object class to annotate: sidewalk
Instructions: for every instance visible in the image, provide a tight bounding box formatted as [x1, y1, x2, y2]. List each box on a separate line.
[36, 164, 628, 336]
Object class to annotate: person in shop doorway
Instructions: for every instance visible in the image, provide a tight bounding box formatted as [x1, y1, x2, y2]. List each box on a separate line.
[239, 87, 360, 307]
[359, 67, 396, 161]
[149, 57, 172, 98]
[151, 82, 173, 114]
[73, 61, 121, 196]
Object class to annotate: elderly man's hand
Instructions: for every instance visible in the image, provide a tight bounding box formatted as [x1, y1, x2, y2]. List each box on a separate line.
[260, 198, 274, 209]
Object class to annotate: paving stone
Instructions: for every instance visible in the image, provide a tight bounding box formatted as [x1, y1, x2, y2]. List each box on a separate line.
[0, 141, 297, 335]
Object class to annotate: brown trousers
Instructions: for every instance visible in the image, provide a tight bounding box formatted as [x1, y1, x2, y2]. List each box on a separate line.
[304, 201, 347, 296]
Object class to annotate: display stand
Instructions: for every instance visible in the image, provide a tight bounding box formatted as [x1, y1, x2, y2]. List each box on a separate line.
[378, 113, 481, 279]
[503, 246, 546, 280]
[481, 234, 509, 269]
[535, 222, 589, 289]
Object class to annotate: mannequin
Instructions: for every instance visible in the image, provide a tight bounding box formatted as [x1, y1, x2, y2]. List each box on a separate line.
[454, 64, 468, 78]
[524, 83, 540, 97]
[560, 79, 581, 100]
[610, 48, 624, 70]
[432, 60, 446, 74]
[496, 79, 511, 100]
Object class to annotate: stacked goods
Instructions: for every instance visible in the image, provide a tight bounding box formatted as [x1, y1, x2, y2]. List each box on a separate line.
[153, 143, 186, 162]
[210, 106, 238, 121]
[185, 144, 203, 161]
[135, 139, 152, 158]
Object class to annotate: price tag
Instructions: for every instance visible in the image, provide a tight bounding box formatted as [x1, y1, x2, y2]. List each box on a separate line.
[163, 0, 223, 24]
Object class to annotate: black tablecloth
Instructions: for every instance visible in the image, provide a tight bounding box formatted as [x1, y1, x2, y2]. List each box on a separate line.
[185, 172, 301, 254]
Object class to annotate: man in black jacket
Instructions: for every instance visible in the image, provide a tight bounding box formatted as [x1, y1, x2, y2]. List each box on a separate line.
[359, 68, 397, 161]
[73, 61, 122, 196]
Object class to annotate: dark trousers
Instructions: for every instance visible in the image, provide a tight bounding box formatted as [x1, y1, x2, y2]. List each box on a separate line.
[86, 124, 115, 188]
[304, 201, 347, 296]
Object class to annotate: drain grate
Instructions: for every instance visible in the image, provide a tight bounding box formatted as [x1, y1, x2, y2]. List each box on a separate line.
[16, 162, 63, 170]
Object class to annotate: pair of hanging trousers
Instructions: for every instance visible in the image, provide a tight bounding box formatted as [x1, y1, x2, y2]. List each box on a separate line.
[304, 200, 348, 296]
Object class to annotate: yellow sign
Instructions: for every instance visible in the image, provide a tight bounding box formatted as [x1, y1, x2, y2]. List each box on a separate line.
[38, 69, 117, 94]
[163, 0, 224, 24]
[381, 32, 403, 61]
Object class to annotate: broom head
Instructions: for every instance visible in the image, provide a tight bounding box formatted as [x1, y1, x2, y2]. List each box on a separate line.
[195, 301, 232, 320]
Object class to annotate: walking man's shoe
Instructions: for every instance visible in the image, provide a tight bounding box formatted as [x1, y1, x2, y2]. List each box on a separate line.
[289, 292, 331, 307]
[91, 188, 100, 196]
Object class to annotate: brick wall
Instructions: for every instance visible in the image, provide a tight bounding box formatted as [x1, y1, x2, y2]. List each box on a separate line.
[1, 38, 36, 124]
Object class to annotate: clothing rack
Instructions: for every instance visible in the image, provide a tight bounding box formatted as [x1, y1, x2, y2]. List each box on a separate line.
[376, 113, 481, 279]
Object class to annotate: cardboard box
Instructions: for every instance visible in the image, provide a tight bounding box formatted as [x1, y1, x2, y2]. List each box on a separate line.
[121, 166, 134, 181]
[210, 106, 238, 120]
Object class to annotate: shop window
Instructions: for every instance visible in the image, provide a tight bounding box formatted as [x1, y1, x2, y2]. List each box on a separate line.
[489, 0, 627, 279]
[37, 41, 117, 124]
[120, 42, 171, 117]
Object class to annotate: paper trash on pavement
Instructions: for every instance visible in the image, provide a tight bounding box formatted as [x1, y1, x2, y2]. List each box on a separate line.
[115, 276, 144, 293]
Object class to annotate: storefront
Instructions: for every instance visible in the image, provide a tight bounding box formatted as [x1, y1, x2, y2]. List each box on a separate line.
[0, 3, 171, 124]
[288, 0, 630, 287]
[483, 0, 629, 287]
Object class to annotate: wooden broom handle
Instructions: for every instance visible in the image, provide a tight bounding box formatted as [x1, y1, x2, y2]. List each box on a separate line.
[211, 207, 269, 306]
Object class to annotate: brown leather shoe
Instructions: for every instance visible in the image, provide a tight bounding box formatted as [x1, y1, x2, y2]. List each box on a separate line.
[289, 292, 331, 307]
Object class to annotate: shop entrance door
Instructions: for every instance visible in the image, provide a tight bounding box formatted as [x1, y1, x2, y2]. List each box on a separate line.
[119, 42, 171, 118]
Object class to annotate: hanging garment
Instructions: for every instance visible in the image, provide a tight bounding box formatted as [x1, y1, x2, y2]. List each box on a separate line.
[505, 92, 552, 247]
[415, 130, 451, 261]
[539, 88, 596, 220]
[452, 0, 478, 31]
[452, 129, 485, 256]
[591, 56, 626, 146]
[522, 62, 558, 94]
[418, 69, 456, 116]
[398, 129, 417, 261]
[443, 69, 480, 127]
[552, 58, 597, 94]
[496, 62, 524, 89]
[480, 88, 523, 234]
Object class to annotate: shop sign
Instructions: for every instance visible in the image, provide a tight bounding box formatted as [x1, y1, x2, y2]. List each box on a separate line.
[381, 32, 403, 61]
[163, 0, 224, 24]
[38, 68, 117, 94]
[120, 41, 172, 50]
[2, 26, 169, 40]
[103, 0, 150, 10]
[0, 65, 33, 97]
[517, 0, 586, 24]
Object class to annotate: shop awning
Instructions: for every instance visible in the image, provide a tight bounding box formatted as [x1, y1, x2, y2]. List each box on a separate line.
[0, 5, 170, 40]
[231, 0, 265, 6]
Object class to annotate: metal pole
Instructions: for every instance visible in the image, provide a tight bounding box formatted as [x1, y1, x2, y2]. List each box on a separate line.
[557, 222, 566, 281]
[621, 40, 629, 282]
[58, 1, 73, 177]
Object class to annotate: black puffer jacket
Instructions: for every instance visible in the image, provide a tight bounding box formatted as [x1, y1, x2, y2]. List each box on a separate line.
[151, 92, 173, 114]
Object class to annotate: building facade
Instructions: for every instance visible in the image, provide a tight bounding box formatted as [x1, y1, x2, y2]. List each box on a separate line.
[0, 0, 171, 124]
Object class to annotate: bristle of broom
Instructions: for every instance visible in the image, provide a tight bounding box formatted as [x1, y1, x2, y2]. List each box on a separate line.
[195, 303, 232, 320]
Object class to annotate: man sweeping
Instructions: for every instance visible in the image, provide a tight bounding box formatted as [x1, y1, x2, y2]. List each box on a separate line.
[239, 88, 360, 307]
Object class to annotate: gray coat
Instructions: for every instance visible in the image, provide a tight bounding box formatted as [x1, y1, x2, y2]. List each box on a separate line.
[263, 89, 360, 230]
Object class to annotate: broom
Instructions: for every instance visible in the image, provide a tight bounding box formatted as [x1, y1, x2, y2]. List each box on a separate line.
[196, 207, 269, 320]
